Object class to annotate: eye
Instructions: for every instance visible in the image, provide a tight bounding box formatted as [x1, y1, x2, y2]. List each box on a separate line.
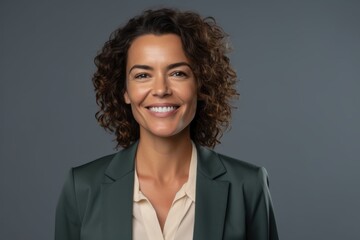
[134, 73, 150, 79]
[171, 71, 187, 78]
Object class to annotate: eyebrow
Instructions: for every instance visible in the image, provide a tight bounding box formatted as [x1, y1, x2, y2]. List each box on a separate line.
[128, 62, 192, 74]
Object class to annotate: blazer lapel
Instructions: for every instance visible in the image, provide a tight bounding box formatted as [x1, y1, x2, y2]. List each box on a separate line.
[101, 143, 138, 240]
[193, 145, 230, 240]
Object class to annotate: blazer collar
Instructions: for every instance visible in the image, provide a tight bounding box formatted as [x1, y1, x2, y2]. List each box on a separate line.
[196, 144, 227, 179]
[101, 142, 229, 240]
[104, 141, 138, 181]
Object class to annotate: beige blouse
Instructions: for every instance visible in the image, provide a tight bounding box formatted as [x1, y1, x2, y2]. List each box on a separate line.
[132, 142, 197, 240]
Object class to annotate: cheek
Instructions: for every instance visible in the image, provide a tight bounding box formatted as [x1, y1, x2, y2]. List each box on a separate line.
[182, 89, 198, 118]
[125, 85, 148, 104]
[184, 86, 198, 106]
[190, 98, 198, 118]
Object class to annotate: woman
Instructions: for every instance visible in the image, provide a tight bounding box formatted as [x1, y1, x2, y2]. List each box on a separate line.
[55, 8, 279, 240]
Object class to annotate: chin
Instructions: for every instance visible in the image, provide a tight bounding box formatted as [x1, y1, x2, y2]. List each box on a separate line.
[151, 129, 182, 138]
[145, 125, 189, 138]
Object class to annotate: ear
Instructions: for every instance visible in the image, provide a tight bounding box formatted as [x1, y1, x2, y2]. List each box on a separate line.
[124, 91, 131, 104]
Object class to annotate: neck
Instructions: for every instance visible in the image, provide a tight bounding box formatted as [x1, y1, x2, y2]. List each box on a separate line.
[135, 129, 193, 181]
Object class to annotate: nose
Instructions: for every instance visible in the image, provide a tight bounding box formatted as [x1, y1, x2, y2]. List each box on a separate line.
[152, 74, 171, 97]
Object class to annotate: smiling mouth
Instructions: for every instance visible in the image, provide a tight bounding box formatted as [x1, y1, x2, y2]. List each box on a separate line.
[147, 106, 179, 113]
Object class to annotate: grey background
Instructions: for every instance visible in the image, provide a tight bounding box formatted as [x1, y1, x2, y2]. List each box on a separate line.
[1, 0, 359, 239]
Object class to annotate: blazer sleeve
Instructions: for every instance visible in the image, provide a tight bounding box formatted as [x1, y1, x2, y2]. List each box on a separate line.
[55, 169, 81, 240]
[247, 167, 279, 240]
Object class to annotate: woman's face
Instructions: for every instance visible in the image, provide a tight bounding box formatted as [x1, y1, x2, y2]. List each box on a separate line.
[124, 34, 197, 139]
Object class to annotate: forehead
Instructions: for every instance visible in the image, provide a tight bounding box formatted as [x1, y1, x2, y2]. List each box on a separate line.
[126, 34, 189, 68]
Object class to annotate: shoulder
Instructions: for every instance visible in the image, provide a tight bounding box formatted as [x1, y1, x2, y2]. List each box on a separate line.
[209, 150, 273, 209]
[69, 142, 137, 186]
[218, 152, 263, 175]
[200, 147, 270, 190]
[71, 153, 116, 185]
[219, 152, 268, 182]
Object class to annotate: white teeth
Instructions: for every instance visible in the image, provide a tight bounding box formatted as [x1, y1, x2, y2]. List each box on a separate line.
[149, 106, 177, 113]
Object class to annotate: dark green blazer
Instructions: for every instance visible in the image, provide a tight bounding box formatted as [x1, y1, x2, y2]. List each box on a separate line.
[55, 142, 279, 240]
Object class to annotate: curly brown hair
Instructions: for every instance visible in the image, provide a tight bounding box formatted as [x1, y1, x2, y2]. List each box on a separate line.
[92, 8, 239, 149]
